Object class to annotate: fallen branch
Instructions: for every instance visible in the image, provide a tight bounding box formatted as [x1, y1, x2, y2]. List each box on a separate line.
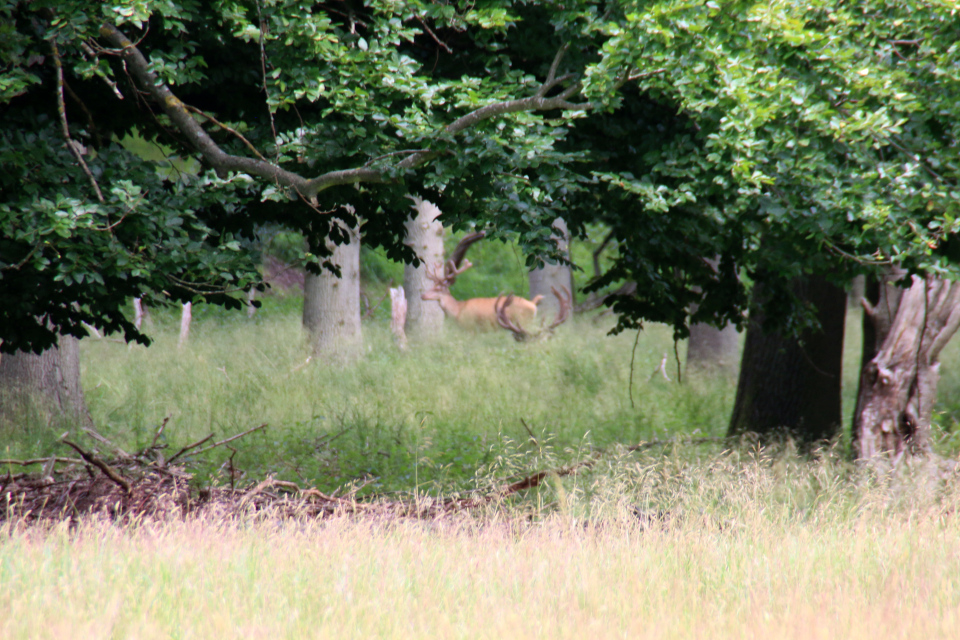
[60, 438, 131, 494]
[190, 423, 268, 458]
[0, 457, 83, 467]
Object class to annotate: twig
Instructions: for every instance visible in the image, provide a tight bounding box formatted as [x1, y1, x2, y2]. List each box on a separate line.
[50, 39, 104, 203]
[0, 457, 83, 467]
[415, 14, 453, 53]
[166, 433, 214, 464]
[188, 423, 269, 458]
[629, 328, 642, 408]
[150, 416, 171, 449]
[626, 436, 725, 452]
[361, 288, 392, 320]
[83, 428, 132, 459]
[184, 104, 269, 162]
[519, 418, 538, 445]
[60, 438, 131, 494]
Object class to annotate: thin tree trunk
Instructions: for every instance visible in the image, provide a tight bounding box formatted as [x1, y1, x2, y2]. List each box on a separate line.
[402, 196, 445, 340]
[302, 218, 362, 361]
[529, 218, 574, 320]
[178, 302, 192, 348]
[390, 286, 408, 351]
[853, 271, 960, 460]
[0, 333, 93, 429]
[728, 276, 846, 445]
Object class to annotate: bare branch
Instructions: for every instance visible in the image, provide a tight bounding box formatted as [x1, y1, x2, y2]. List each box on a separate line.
[99, 24, 591, 200]
[60, 438, 131, 494]
[50, 39, 104, 203]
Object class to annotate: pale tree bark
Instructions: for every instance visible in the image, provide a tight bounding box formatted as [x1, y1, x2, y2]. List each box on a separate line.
[178, 302, 192, 349]
[389, 287, 408, 351]
[853, 271, 960, 460]
[302, 218, 362, 361]
[0, 334, 93, 429]
[529, 218, 574, 320]
[686, 322, 740, 374]
[402, 196, 445, 340]
[686, 257, 740, 375]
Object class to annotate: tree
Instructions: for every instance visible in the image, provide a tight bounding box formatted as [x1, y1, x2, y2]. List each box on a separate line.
[402, 197, 445, 340]
[0, 333, 91, 429]
[853, 272, 960, 459]
[302, 214, 363, 361]
[728, 277, 846, 445]
[569, 1, 960, 453]
[529, 218, 574, 320]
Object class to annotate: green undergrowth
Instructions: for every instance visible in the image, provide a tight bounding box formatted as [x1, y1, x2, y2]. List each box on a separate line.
[70, 307, 737, 495]
[4, 298, 960, 507]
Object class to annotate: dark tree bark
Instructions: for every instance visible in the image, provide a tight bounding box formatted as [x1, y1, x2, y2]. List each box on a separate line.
[728, 276, 846, 445]
[853, 271, 960, 460]
[0, 333, 93, 429]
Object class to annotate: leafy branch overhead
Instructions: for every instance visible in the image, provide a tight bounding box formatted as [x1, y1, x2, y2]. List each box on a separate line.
[99, 23, 591, 202]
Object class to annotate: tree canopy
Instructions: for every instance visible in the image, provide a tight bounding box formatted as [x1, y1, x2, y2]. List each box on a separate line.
[2, 0, 959, 352]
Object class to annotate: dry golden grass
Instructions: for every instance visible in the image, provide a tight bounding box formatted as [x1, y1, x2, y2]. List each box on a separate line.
[3, 452, 960, 640]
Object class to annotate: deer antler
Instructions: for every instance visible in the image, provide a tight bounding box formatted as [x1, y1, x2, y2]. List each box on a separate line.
[425, 259, 473, 292]
[548, 286, 572, 330]
[447, 231, 486, 271]
[495, 294, 527, 341]
[496, 287, 572, 342]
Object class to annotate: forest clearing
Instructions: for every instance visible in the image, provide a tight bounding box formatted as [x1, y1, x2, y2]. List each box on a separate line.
[3, 304, 960, 638]
[5, 0, 960, 637]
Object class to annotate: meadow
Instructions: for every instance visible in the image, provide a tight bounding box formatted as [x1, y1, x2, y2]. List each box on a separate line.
[3, 290, 960, 638]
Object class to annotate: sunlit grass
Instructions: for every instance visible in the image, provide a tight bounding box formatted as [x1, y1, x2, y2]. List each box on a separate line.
[62, 304, 735, 493]
[3, 450, 959, 640]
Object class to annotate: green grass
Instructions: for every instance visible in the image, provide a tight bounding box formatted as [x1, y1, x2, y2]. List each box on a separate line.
[4, 294, 960, 498]
[6, 296, 960, 639]
[67, 303, 734, 495]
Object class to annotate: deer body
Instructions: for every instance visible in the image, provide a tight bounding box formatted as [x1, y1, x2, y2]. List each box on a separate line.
[422, 289, 542, 331]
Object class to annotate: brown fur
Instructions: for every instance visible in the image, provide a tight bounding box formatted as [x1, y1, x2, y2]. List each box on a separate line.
[422, 290, 542, 331]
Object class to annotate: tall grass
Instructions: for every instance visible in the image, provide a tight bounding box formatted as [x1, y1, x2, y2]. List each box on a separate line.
[67, 303, 735, 494]
[2, 452, 959, 639]
[3, 295, 959, 496]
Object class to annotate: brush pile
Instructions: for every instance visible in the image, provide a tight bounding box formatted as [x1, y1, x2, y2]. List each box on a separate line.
[0, 421, 580, 525]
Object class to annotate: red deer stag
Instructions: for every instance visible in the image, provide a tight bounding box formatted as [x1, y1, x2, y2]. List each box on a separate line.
[496, 286, 572, 341]
[421, 232, 543, 331]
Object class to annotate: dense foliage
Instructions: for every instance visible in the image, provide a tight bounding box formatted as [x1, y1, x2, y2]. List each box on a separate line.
[2, 0, 959, 351]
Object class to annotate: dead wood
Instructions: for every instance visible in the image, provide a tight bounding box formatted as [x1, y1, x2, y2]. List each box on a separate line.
[2, 422, 725, 527]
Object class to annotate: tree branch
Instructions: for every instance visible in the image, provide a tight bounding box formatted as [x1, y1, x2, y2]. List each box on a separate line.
[50, 39, 104, 203]
[98, 25, 591, 200]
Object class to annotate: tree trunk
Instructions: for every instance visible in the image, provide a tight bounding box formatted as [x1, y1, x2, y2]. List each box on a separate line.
[0, 334, 93, 429]
[853, 272, 960, 460]
[728, 276, 846, 445]
[402, 196, 445, 340]
[529, 218, 574, 320]
[686, 322, 740, 374]
[686, 256, 741, 375]
[178, 302, 192, 349]
[302, 218, 362, 361]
